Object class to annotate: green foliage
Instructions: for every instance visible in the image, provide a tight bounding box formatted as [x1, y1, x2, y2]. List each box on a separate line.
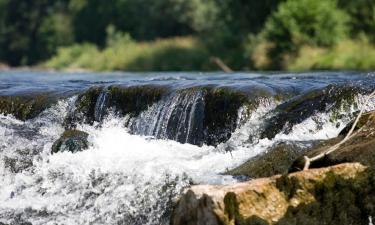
[1, 0, 375, 70]
[197, 0, 282, 70]
[44, 36, 212, 71]
[253, 0, 349, 69]
[0, 0, 74, 66]
[338, 0, 375, 41]
[289, 38, 375, 71]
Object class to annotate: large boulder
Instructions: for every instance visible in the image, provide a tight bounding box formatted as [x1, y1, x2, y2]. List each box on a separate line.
[171, 163, 375, 225]
[51, 130, 89, 154]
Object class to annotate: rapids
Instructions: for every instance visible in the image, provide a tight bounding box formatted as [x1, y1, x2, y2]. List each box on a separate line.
[0, 71, 375, 225]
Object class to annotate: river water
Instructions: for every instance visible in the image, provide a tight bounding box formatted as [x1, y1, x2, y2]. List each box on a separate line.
[0, 71, 374, 225]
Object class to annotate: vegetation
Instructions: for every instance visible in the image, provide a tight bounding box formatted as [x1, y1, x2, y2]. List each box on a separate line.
[1, 0, 375, 71]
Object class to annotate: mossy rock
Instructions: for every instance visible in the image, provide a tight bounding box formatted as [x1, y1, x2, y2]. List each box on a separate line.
[227, 142, 312, 179]
[291, 110, 375, 171]
[66, 85, 169, 127]
[203, 87, 252, 146]
[261, 84, 364, 140]
[0, 93, 56, 120]
[107, 85, 169, 117]
[51, 130, 89, 154]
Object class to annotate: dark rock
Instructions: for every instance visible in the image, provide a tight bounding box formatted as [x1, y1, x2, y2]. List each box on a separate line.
[51, 130, 89, 154]
[107, 85, 168, 116]
[227, 142, 313, 178]
[65, 85, 169, 127]
[203, 87, 252, 146]
[0, 93, 57, 120]
[260, 85, 364, 140]
[291, 110, 375, 171]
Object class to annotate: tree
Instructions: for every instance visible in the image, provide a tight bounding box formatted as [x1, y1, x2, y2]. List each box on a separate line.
[259, 0, 349, 69]
[0, 0, 73, 65]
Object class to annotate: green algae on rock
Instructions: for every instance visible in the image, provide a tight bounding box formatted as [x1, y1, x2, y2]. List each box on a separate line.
[107, 85, 168, 117]
[67, 85, 169, 125]
[171, 163, 375, 225]
[0, 93, 56, 120]
[260, 85, 364, 140]
[51, 130, 89, 154]
[203, 87, 252, 146]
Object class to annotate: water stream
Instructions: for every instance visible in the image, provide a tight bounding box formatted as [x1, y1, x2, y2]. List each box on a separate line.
[0, 71, 374, 225]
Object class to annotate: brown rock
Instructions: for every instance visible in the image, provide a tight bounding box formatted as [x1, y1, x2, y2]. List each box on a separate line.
[171, 163, 375, 225]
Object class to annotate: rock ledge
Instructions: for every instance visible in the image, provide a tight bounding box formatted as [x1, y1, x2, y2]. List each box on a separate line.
[171, 163, 375, 225]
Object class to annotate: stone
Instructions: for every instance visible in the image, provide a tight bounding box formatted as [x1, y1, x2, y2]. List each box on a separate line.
[171, 163, 375, 225]
[227, 142, 313, 179]
[51, 130, 89, 154]
[292, 110, 375, 171]
[260, 85, 365, 140]
[0, 93, 56, 120]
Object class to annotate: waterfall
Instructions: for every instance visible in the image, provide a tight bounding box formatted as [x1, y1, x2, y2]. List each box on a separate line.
[94, 88, 109, 122]
[128, 89, 205, 145]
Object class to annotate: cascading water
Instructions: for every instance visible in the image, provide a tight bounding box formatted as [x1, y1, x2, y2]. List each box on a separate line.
[128, 89, 205, 145]
[0, 71, 374, 225]
[94, 89, 109, 122]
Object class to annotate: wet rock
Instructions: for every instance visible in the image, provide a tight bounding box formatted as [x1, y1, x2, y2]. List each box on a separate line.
[260, 85, 364, 140]
[227, 142, 313, 178]
[171, 163, 375, 225]
[51, 130, 89, 154]
[292, 110, 375, 171]
[108, 85, 168, 115]
[0, 93, 56, 120]
[203, 87, 252, 146]
[66, 85, 169, 126]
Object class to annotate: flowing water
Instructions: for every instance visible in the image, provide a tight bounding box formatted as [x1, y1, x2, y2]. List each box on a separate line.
[0, 71, 375, 225]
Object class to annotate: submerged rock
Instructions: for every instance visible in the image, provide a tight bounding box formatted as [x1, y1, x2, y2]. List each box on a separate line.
[292, 110, 375, 171]
[171, 163, 375, 225]
[51, 130, 89, 154]
[260, 85, 364, 140]
[0, 93, 56, 120]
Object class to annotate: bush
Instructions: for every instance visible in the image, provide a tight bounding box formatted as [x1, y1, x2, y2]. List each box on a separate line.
[253, 0, 349, 69]
[44, 35, 213, 71]
[289, 37, 375, 71]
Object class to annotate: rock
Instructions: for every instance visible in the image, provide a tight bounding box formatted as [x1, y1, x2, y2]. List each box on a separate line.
[203, 87, 253, 146]
[171, 163, 375, 225]
[292, 110, 375, 171]
[51, 130, 89, 154]
[65, 85, 169, 126]
[227, 142, 313, 179]
[0, 93, 56, 120]
[260, 85, 364, 140]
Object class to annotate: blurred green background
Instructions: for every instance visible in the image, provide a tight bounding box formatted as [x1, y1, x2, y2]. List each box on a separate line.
[0, 0, 375, 71]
